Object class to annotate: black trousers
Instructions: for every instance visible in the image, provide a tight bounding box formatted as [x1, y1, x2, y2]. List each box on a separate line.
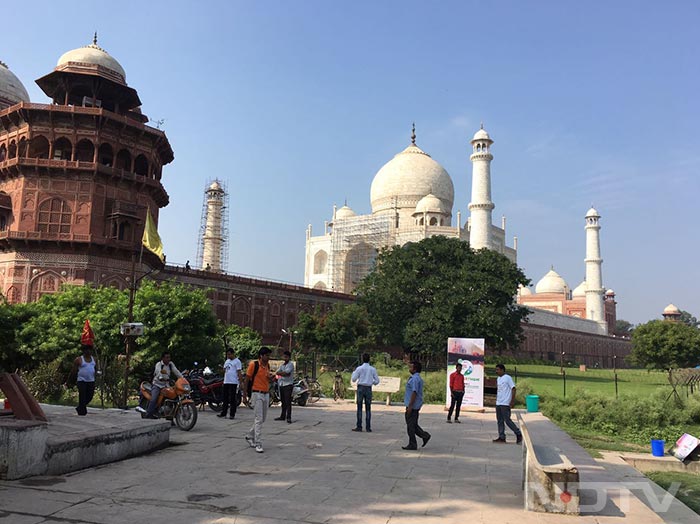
[221, 383, 238, 418]
[76, 381, 95, 416]
[405, 409, 430, 448]
[280, 384, 293, 420]
[447, 390, 464, 420]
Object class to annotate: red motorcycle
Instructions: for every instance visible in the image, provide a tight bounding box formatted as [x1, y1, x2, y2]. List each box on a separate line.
[186, 367, 225, 411]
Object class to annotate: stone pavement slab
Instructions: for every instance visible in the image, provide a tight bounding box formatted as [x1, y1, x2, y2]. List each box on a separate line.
[0, 400, 692, 523]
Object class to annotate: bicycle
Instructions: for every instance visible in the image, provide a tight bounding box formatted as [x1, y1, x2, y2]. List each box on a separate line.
[332, 370, 346, 401]
[306, 376, 322, 403]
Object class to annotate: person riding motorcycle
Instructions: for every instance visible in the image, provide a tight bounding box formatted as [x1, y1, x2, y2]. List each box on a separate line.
[145, 351, 183, 419]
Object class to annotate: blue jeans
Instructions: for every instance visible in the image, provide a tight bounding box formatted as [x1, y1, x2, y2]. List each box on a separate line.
[356, 385, 372, 430]
[146, 385, 162, 417]
[496, 405, 521, 440]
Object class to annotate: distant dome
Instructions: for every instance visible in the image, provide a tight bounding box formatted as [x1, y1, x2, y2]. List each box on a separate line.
[605, 289, 615, 296]
[0, 61, 30, 109]
[572, 280, 587, 298]
[370, 142, 454, 217]
[471, 126, 492, 142]
[414, 193, 449, 215]
[207, 180, 223, 192]
[535, 268, 569, 295]
[56, 35, 126, 84]
[586, 207, 600, 218]
[335, 205, 356, 219]
[519, 284, 532, 296]
[663, 304, 680, 315]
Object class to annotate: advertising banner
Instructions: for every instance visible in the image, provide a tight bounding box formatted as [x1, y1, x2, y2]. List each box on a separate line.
[446, 338, 485, 409]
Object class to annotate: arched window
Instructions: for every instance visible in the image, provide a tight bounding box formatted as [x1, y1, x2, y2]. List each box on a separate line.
[98, 143, 114, 166]
[313, 250, 328, 274]
[429, 217, 437, 226]
[476, 144, 481, 152]
[115, 149, 131, 171]
[8, 140, 17, 159]
[419, 217, 424, 225]
[37, 198, 72, 234]
[134, 154, 149, 176]
[117, 221, 132, 241]
[28, 136, 50, 159]
[75, 139, 95, 162]
[18, 138, 27, 158]
[232, 298, 251, 327]
[0, 144, 6, 162]
[313, 281, 327, 290]
[53, 138, 72, 160]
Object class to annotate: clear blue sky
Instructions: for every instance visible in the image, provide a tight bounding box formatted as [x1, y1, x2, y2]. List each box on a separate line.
[5, 1, 699, 325]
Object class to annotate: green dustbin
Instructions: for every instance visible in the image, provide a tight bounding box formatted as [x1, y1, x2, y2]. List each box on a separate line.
[526, 394, 540, 413]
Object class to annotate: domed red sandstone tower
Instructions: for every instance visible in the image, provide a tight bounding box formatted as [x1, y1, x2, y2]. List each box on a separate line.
[0, 35, 173, 303]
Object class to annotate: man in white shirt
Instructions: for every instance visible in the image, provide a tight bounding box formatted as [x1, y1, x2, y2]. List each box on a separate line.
[493, 363, 522, 444]
[351, 353, 380, 432]
[218, 348, 243, 420]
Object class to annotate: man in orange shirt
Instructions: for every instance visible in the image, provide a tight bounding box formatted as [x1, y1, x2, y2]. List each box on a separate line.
[447, 362, 465, 423]
[244, 347, 274, 453]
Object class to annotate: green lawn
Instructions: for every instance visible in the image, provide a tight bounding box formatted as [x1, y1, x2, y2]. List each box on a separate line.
[647, 471, 700, 514]
[510, 364, 670, 399]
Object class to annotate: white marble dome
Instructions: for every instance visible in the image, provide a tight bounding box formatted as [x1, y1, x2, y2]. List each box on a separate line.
[472, 127, 492, 142]
[370, 143, 454, 216]
[535, 268, 569, 294]
[414, 193, 449, 215]
[572, 280, 587, 298]
[586, 207, 600, 218]
[207, 180, 223, 192]
[518, 284, 532, 296]
[335, 205, 356, 219]
[0, 62, 30, 108]
[57, 38, 126, 83]
[663, 304, 680, 315]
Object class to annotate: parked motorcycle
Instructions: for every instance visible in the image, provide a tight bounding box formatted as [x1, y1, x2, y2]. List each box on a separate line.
[137, 376, 198, 431]
[267, 377, 310, 407]
[186, 367, 225, 411]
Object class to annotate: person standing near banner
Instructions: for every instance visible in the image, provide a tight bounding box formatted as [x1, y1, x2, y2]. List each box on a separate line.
[402, 361, 431, 450]
[69, 344, 98, 416]
[447, 362, 464, 423]
[493, 364, 522, 444]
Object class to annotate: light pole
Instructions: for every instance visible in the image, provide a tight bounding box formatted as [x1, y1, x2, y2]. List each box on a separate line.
[281, 328, 296, 352]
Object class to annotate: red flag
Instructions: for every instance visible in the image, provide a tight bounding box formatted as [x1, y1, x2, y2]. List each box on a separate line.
[81, 319, 95, 346]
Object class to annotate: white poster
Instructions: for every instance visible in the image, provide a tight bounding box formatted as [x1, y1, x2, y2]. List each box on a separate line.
[446, 338, 485, 409]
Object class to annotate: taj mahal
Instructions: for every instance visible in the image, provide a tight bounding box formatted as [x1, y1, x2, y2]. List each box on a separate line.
[304, 124, 615, 336]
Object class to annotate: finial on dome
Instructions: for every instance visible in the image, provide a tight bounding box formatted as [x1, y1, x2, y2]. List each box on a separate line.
[411, 122, 416, 145]
[480, 121, 484, 130]
[93, 32, 98, 46]
[344, 197, 347, 206]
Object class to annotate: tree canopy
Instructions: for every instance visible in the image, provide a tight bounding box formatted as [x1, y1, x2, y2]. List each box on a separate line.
[679, 310, 699, 329]
[354, 236, 530, 356]
[615, 319, 635, 336]
[629, 320, 700, 369]
[294, 303, 373, 355]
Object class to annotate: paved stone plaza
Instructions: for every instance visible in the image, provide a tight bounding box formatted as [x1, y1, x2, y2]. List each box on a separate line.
[0, 401, 697, 524]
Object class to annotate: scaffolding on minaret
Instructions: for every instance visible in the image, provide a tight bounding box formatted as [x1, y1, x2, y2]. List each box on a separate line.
[195, 179, 229, 272]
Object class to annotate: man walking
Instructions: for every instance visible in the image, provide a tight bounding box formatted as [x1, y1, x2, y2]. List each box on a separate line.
[402, 361, 431, 450]
[146, 352, 182, 419]
[244, 347, 274, 453]
[274, 350, 294, 423]
[69, 345, 97, 416]
[218, 348, 242, 420]
[493, 364, 522, 444]
[447, 362, 464, 423]
[351, 353, 379, 432]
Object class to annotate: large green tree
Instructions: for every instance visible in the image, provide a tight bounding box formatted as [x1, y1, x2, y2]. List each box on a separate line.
[679, 310, 699, 329]
[630, 320, 700, 369]
[294, 303, 373, 355]
[355, 236, 530, 356]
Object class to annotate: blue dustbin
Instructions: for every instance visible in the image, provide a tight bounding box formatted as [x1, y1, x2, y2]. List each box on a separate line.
[651, 439, 665, 457]
[526, 394, 540, 413]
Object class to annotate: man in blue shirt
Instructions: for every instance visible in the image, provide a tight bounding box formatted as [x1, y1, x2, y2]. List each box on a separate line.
[402, 361, 431, 450]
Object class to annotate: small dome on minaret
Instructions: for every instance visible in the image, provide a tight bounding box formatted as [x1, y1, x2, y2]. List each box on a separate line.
[471, 123, 493, 143]
[662, 303, 681, 322]
[56, 33, 127, 84]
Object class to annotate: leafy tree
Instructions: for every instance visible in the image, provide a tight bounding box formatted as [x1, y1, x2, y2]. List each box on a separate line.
[294, 304, 374, 355]
[629, 320, 700, 369]
[615, 319, 635, 335]
[355, 236, 530, 356]
[679, 310, 699, 329]
[220, 323, 262, 363]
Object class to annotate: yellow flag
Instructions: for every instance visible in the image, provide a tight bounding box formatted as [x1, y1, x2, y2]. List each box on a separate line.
[142, 209, 164, 262]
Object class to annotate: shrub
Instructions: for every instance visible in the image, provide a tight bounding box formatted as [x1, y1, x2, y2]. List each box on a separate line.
[21, 360, 66, 402]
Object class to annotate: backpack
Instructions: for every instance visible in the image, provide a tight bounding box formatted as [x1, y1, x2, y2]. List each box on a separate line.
[246, 361, 260, 397]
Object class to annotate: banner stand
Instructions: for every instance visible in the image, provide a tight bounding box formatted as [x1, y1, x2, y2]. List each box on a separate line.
[446, 337, 485, 412]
